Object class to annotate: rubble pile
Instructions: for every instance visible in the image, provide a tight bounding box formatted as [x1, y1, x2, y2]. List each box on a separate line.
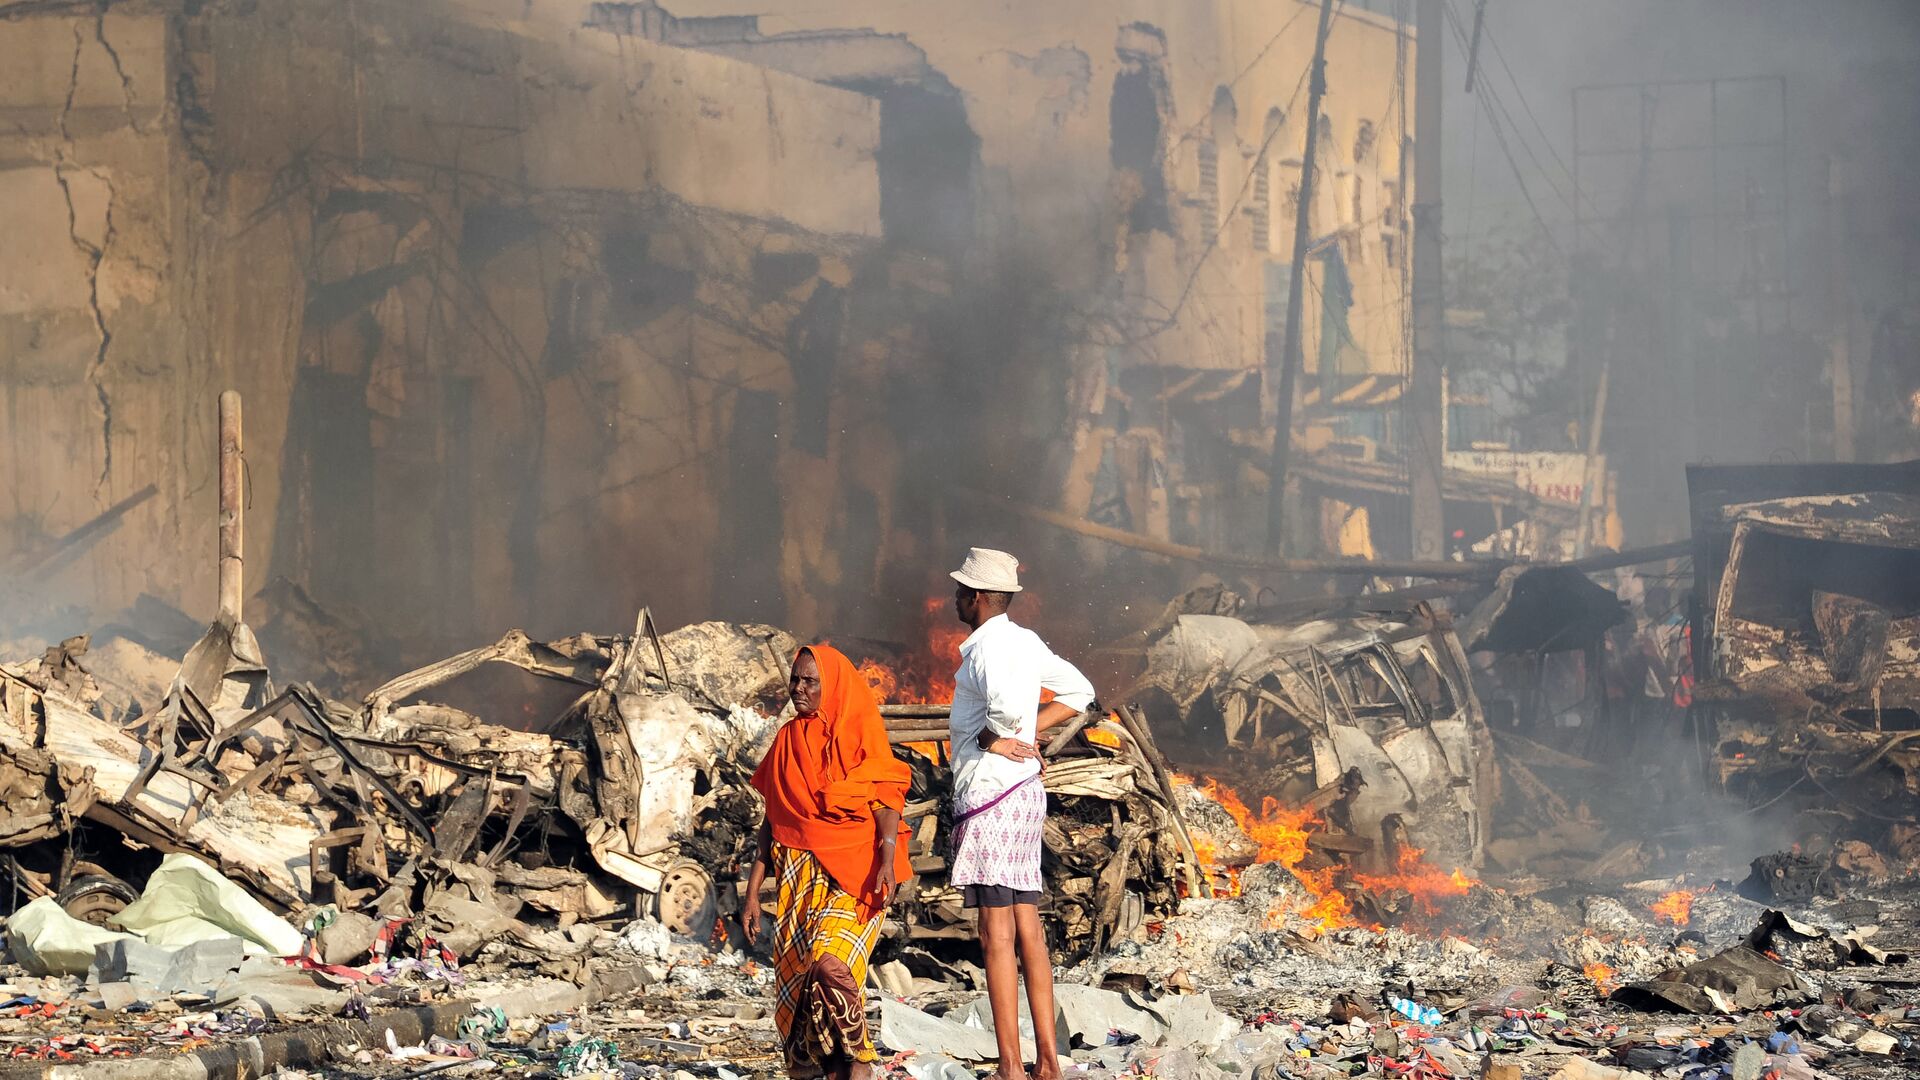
[0, 600, 1211, 1068]
[1, 612, 795, 957]
[6, 471, 1920, 1077]
[852, 702, 1201, 961]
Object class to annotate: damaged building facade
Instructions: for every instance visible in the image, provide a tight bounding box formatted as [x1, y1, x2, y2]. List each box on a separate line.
[0, 0, 1423, 655]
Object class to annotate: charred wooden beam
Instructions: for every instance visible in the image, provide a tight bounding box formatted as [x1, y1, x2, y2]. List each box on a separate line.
[1115, 705, 1208, 899]
[887, 727, 949, 745]
[881, 704, 951, 720]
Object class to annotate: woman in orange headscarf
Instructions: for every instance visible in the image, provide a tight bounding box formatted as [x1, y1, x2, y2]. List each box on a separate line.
[744, 644, 911, 1080]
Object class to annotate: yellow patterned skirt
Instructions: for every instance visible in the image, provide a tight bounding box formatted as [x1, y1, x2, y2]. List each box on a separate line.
[770, 842, 884, 1078]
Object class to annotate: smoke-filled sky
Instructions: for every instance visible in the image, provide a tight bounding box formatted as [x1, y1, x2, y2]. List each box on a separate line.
[1440, 0, 1920, 249]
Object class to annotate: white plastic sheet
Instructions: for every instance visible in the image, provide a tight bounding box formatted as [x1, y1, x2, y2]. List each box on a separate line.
[109, 852, 303, 957]
[5, 897, 139, 976]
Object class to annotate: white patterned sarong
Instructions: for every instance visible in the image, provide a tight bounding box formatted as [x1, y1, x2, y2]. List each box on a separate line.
[948, 777, 1047, 893]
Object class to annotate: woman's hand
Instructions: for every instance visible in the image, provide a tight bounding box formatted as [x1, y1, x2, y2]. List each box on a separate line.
[741, 821, 771, 947]
[868, 840, 898, 911]
[741, 890, 762, 946]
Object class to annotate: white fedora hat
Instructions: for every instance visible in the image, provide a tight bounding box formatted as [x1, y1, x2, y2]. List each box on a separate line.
[950, 547, 1022, 593]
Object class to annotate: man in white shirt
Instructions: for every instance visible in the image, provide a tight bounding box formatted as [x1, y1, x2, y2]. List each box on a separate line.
[945, 547, 1095, 1080]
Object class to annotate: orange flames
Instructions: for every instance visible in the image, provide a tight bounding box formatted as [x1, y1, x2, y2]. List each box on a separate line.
[858, 659, 900, 706]
[1353, 845, 1476, 917]
[1651, 889, 1696, 926]
[1178, 775, 1477, 932]
[1583, 962, 1617, 994]
[857, 596, 967, 706]
[1185, 777, 1354, 929]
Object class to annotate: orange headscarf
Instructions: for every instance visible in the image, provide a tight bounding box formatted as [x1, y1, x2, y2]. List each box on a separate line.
[750, 644, 912, 919]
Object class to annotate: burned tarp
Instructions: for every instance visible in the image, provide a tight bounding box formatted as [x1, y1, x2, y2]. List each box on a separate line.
[1134, 606, 1493, 870]
[1611, 907, 1907, 1015]
[1610, 944, 1815, 1014]
[1459, 565, 1627, 655]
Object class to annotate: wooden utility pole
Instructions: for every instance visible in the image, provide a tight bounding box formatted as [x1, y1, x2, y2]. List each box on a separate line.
[1408, 0, 1447, 561]
[1574, 362, 1609, 556]
[1265, 0, 1339, 555]
[217, 390, 244, 623]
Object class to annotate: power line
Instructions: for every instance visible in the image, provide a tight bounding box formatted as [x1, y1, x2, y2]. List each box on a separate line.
[1478, 12, 1583, 205]
[1143, 3, 1339, 340]
[1440, 0, 1566, 254]
[1443, 0, 1572, 213]
[1226, 4, 1313, 95]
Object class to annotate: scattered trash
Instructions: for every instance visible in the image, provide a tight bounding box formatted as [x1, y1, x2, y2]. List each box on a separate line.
[556, 1036, 621, 1077]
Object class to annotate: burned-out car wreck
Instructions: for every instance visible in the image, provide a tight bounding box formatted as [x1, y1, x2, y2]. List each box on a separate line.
[1132, 601, 1494, 874]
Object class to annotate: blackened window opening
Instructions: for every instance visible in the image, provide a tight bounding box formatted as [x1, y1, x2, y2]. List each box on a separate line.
[1111, 66, 1170, 234]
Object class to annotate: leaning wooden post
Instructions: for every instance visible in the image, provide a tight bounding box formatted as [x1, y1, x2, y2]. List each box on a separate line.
[217, 390, 244, 624]
[1116, 705, 1210, 899]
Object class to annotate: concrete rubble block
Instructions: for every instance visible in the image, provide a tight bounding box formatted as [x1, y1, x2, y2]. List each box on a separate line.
[90, 934, 244, 993]
[94, 980, 147, 1012]
[211, 956, 349, 1018]
[870, 959, 914, 997]
[314, 910, 381, 966]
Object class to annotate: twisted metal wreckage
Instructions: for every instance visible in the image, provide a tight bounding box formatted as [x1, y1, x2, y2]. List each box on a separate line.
[0, 606, 1226, 969]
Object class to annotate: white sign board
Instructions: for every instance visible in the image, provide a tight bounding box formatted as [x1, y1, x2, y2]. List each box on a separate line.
[1445, 450, 1597, 507]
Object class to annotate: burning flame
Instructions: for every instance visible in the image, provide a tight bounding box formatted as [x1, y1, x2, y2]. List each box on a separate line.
[1187, 778, 1354, 929]
[1352, 844, 1476, 917]
[856, 596, 967, 706]
[1175, 775, 1477, 932]
[1650, 889, 1695, 927]
[1583, 962, 1617, 994]
[858, 659, 898, 706]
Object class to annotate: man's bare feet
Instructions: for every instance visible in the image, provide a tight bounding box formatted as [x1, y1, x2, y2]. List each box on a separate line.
[1030, 1059, 1064, 1080]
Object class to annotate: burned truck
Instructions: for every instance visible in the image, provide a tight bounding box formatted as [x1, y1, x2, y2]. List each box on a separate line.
[1688, 462, 1920, 834]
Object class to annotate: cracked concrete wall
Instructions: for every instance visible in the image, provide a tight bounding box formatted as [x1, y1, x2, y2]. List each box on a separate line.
[1, 0, 890, 655]
[594, 0, 1418, 555]
[643, 0, 1416, 376]
[0, 8, 192, 622]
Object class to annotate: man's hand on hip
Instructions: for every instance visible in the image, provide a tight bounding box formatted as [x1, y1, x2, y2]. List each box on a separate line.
[982, 735, 1041, 762]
